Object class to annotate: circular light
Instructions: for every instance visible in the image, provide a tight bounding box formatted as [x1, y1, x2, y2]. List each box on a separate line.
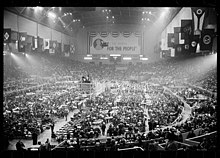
[149, 11, 151, 14]
[141, 18, 143, 21]
[102, 10, 104, 12]
[112, 16, 114, 18]
[79, 19, 80, 22]
[106, 16, 109, 19]
[142, 11, 144, 14]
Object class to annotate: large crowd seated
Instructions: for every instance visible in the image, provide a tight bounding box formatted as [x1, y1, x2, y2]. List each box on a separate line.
[3, 52, 217, 151]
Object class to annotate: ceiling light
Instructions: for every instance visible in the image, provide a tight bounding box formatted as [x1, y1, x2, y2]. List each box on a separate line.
[106, 16, 109, 19]
[147, 18, 150, 21]
[112, 16, 114, 18]
[73, 20, 75, 22]
[149, 11, 151, 14]
[142, 11, 145, 14]
[78, 19, 80, 22]
[59, 7, 62, 11]
[142, 18, 144, 21]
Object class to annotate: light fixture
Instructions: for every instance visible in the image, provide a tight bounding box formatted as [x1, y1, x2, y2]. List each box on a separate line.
[112, 16, 114, 18]
[48, 12, 56, 19]
[78, 19, 80, 22]
[84, 57, 92, 60]
[100, 57, 108, 59]
[140, 58, 148, 60]
[110, 54, 121, 56]
[149, 11, 151, 14]
[123, 57, 132, 60]
[73, 20, 75, 22]
[141, 18, 144, 21]
[106, 16, 109, 19]
[59, 7, 62, 11]
[142, 11, 144, 14]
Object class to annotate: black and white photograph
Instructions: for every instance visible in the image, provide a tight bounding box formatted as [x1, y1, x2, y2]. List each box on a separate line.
[3, 6, 217, 154]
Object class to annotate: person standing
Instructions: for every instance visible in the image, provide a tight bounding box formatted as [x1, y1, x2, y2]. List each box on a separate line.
[51, 122, 55, 134]
[32, 131, 38, 145]
[101, 122, 106, 136]
[45, 138, 51, 151]
[16, 140, 25, 151]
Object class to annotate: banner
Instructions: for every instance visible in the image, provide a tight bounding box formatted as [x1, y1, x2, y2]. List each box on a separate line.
[189, 35, 200, 53]
[4, 28, 11, 43]
[43, 39, 50, 49]
[57, 43, 61, 55]
[89, 32, 142, 54]
[49, 40, 57, 54]
[191, 7, 207, 35]
[181, 19, 193, 44]
[26, 35, 33, 44]
[32, 36, 38, 50]
[200, 29, 215, 51]
[70, 44, 75, 54]
[18, 32, 27, 52]
[11, 31, 18, 41]
[167, 33, 175, 47]
[19, 32, 27, 45]
[64, 44, 70, 57]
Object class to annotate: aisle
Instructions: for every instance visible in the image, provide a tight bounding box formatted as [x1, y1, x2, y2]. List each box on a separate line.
[7, 109, 79, 150]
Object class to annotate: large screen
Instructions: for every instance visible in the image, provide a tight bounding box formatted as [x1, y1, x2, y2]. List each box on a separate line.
[88, 31, 142, 55]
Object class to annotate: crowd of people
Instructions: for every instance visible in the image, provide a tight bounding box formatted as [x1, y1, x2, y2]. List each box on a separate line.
[3, 52, 217, 151]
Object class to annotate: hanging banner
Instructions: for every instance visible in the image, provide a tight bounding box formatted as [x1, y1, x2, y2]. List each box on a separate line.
[89, 31, 142, 54]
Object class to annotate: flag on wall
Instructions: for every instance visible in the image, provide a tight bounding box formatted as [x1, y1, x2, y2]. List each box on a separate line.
[32, 37, 38, 50]
[26, 35, 33, 44]
[4, 28, 11, 43]
[181, 20, 193, 44]
[57, 43, 61, 55]
[167, 33, 175, 47]
[64, 44, 70, 57]
[200, 29, 215, 51]
[191, 7, 207, 35]
[70, 44, 75, 54]
[189, 35, 200, 53]
[11, 31, 18, 41]
[18, 32, 27, 52]
[43, 39, 50, 49]
[49, 41, 57, 54]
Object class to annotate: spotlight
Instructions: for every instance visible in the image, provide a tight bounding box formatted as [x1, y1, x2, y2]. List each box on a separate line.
[48, 12, 56, 19]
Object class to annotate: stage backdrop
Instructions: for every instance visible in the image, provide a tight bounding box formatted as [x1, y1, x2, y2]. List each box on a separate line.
[88, 31, 142, 55]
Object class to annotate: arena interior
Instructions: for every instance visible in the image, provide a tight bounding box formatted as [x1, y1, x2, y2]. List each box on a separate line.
[3, 7, 217, 151]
